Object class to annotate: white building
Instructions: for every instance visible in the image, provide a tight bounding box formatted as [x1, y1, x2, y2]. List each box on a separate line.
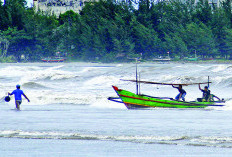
[33, 0, 90, 16]
[157, 0, 225, 7]
[33, 0, 226, 16]
[195, 0, 224, 7]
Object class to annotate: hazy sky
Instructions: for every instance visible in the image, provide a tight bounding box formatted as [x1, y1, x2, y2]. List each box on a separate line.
[26, 0, 33, 7]
[1, 0, 33, 7]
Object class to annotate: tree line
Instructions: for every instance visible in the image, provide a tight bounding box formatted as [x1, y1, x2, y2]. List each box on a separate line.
[1, 0, 232, 62]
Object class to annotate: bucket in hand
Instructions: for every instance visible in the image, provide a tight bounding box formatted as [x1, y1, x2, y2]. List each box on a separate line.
[5, 96, 10, 102]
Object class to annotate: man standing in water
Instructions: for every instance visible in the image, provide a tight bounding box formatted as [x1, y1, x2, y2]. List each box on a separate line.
[172, 85, 186, 101]
[8, 85, 30, 110]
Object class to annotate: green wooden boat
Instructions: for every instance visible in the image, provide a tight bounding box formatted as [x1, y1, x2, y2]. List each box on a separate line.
[108, 86, 225, 109]
[108, 60, 225, 109]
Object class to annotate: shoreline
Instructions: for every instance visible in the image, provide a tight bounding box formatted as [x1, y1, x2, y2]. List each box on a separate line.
[1, 59, 232, 64]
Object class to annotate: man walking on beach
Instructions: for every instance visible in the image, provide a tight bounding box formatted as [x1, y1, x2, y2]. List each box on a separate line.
[8, 85, 30, 110]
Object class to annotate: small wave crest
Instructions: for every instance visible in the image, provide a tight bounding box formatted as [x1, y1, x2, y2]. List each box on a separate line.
[22, 82, 48, 89]
[208, 65, 232, 73]
[1, 130, 232, 148]
[84, 75, 121, 87]
[20, 70, 79, 83]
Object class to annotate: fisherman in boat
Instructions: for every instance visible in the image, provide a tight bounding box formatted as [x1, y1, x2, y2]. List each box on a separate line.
[172, 85, 186, 101]
[198, 85, 211, 102]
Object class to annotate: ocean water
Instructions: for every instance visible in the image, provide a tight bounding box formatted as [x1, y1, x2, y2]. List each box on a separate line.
[1, 62, 232, 156]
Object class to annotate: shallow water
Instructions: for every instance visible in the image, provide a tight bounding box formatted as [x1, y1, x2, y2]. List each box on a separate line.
[1, 62, 232, 156]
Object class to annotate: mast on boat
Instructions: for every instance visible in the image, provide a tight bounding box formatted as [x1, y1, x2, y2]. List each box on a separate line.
[135, 54, 143, 95]
[135, 58, 139, 95]
[208, 76, 210, 88]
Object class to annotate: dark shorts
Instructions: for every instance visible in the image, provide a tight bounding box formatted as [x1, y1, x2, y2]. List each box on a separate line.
[16, 100, 22, 105]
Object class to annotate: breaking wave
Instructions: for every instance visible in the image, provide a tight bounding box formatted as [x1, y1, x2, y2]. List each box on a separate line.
[19, 69, 79, 82]
[1, 130, 232, 148]
[2, 63, 232, 107]
[0, 65, 79, 83]
[26, 92, 99, 106]
[22, 82, 49, 89]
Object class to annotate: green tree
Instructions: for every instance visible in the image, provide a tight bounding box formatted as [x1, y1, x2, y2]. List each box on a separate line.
[0, 1, 8, 30]
[131, 20, 161, 58]
[4, 0, 27, 30]
[183, 23, 216, 58]
[193, 0, 213, 25]
[221, 0, 232, 28]
[1, 27, 32, 61]
[220, 29, 232, 59]
[163, 32, 188, 59]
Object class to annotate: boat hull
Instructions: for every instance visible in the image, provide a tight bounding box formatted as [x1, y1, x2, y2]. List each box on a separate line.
[111, 86, 224, 109]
